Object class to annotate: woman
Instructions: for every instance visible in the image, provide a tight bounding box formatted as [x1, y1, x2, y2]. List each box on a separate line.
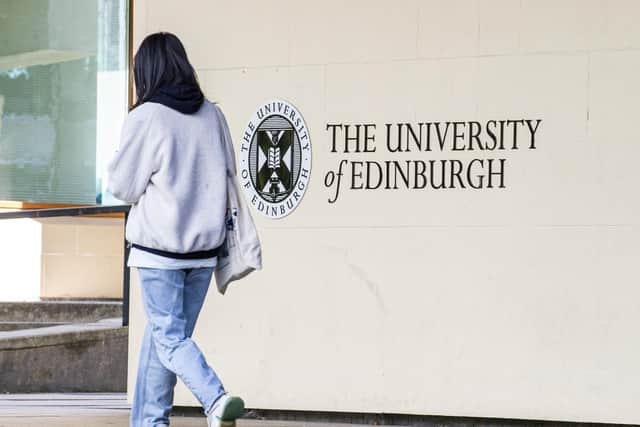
[107, 32, 243, 427]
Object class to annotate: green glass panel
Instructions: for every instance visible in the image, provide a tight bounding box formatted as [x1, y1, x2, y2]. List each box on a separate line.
[0, 0, 128, 204]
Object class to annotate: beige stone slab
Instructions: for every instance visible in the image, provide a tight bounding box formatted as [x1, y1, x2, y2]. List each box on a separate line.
[289, 0, 418, 65]
[473, 54, 588, 119]
[325, 62, 417, 123]
[477, 0, 521, 56]
[519, 0, 640, 54]
[473, 54, 595, 226]
[378, 229, 639, 420]
[145, 0, 291, 70]
[588, 50, 640, 225]
[41, 223, 77, 255]
[76, 222, 124, 257]
[41, 254, 123, 299]
[125, 225, 640, 423]
[413, 57, 478, 118]
[202, 65, 326, 135]
[209, 55, 601, 230]
[417, 0, 480, 58]
[518, 0, 593, 53]
[201, 53, 633, 232]
[129, 1, 640, 423]
[34, 217, 125, 299]
[589, 0, 640, 50]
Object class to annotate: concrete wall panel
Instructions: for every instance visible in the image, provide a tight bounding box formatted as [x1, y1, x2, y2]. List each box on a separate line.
[127, 1, 640, 423]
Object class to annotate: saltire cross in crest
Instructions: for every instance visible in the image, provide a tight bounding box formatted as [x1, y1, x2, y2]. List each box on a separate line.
[256, 128, 293, 202]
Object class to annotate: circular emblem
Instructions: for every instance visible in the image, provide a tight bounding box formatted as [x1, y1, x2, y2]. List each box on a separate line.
[239, 99, 312, 219]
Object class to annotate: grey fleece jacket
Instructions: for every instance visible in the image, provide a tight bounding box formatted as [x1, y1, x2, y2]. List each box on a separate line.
[107, 100, 230, 254]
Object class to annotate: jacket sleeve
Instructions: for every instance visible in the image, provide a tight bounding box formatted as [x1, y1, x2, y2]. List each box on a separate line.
[107, 109, 160, 204]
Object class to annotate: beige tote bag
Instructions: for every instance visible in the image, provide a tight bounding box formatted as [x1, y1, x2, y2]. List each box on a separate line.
[213, 105, 262, 294]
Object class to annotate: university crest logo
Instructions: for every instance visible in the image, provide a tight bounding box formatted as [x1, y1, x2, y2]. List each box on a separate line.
[239, 99, 311, 219]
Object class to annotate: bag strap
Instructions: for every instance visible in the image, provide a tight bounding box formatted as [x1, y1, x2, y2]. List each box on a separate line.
[131, 243, 223, 259]
[213, 104, 237, 177]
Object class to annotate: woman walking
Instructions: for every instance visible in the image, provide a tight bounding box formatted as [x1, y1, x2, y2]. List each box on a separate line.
[107, 32, 243, 427]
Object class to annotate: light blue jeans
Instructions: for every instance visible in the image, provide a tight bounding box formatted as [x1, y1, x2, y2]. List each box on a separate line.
[131, 267, 226, 427]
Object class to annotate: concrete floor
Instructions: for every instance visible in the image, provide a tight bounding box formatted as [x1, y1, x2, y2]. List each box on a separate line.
[0, 393, 354, 427]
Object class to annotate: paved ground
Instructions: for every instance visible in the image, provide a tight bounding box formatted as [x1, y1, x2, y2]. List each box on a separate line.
[0, 393, 130, 426]
[0, 393, 352, 427]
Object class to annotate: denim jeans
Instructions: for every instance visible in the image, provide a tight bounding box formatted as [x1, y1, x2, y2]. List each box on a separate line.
[131, 267, 226, 427]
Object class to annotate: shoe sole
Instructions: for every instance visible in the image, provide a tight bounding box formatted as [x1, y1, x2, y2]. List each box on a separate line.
[210, 418, 236, 427]
[220, 396, 245, 421]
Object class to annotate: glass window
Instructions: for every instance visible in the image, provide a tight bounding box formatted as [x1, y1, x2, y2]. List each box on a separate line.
[0, 0, 129, 205]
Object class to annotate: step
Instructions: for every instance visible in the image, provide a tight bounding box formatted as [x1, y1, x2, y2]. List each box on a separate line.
[0, 301, 122, 323]
[0, 321, 67, 332]
[0, 318, 128, 393]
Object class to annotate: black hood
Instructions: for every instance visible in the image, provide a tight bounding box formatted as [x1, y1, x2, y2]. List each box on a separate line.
[148, 84, 204, 114]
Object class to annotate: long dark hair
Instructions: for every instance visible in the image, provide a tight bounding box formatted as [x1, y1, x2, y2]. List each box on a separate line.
[132, 32, 203, 110]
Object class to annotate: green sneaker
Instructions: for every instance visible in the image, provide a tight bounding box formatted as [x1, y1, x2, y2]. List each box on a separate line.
[207, 394, 245, 427]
